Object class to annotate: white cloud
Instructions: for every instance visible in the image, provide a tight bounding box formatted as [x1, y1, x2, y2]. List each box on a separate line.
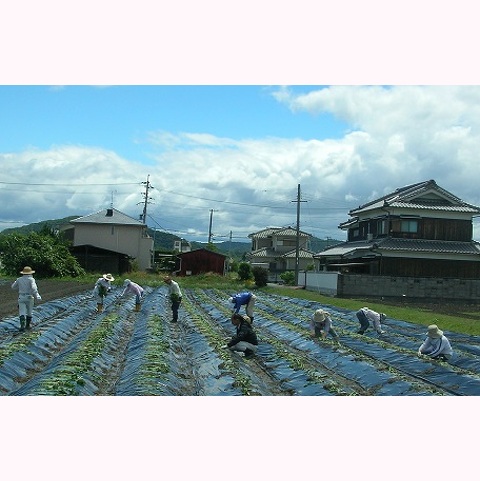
[2, 86, 480, 243]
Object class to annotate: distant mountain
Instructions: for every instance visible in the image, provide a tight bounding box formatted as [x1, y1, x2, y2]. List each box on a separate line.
[0, 218, 342, 258]
[0, 216, 79, 236]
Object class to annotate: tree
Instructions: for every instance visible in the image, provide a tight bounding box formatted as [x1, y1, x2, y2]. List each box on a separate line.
[237, 262, 252, 281]
[0, 230, 86, 277]
[252, 266, 268, 287]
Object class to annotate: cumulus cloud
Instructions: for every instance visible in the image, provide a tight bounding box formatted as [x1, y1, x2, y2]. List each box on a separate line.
[2, 86, 480, 242]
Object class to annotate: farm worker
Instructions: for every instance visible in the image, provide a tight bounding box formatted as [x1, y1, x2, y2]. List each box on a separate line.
[310, 308, 339, 341]
[93, 273, 115, 313]
[120, 279, 144, 311]
[163, 276, 182, 322]
[229, 291, 257, 322]
[356, 307, 386, 335]
[11, 266, 42, 331]
[224, 313, 258, 358]
[418, 324, 453, 361]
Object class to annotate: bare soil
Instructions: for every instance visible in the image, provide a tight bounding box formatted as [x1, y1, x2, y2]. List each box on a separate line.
[0, 279, 91, 320]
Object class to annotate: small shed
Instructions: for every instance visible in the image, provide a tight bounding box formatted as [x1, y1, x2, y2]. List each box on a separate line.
[177, 248, 227, 276]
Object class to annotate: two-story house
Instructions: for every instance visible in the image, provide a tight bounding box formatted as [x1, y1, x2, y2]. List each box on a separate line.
[247, 227, 315, 280]
[314, 179, 480, 279]
[68, 208, 153, 273]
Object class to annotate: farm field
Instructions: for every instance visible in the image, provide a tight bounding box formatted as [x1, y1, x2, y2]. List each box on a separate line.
[1, 281, 480, 396]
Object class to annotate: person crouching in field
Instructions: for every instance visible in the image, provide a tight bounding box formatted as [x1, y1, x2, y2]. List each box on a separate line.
[120, 279, 144, 311]
[418, 324, 453, 361]
[11, 266, 42, 331]
[93, 273, 114, 313]
[225, 313, 258, 358]
[310, 308, 339, 342]
[356, 307, 386, 335]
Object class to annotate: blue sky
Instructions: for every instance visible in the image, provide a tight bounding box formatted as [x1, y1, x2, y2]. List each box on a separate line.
[2, 3, 480, 246]
[3, 85, 480, 244]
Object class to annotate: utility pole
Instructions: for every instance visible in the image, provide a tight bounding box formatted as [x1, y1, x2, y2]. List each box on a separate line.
[139, 174, 154, 224]
[208, 209, 214, 243]
[292, 184, 307, 286]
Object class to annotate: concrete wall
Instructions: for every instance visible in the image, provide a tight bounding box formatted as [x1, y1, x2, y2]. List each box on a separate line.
[305, 271, 480, 301]
[304, 272, 339, 295]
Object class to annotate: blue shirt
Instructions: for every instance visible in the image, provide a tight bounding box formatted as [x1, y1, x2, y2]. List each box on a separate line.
[231, 292, 252, 313]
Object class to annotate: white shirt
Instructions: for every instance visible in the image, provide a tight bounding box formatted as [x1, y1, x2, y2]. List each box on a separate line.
[12, 275, 41, 299]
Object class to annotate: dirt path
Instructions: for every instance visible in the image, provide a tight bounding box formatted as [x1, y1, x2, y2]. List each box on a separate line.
[0, 279, 91, 320]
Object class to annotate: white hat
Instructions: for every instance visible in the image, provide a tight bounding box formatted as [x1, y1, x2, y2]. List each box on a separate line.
[313, 309, 327, 322]
[427, 324, 443, 338]
[103, 273, 115, 282]
[228, 297, 234, 303]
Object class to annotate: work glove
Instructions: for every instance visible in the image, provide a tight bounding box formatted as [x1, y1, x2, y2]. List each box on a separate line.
[221, 344, 229, 349]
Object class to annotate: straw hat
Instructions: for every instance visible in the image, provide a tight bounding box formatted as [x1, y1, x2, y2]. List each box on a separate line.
[20, 266, 35, 275]
[313, 309, 327, 322]
[103, 273, 115, 282]
[427, 324, 443, 338]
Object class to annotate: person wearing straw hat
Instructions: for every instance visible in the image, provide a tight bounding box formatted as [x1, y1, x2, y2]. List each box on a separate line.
[93, 273, 115, 313]
[120, 278, 144, 312]
[310, 308, 339, 341]
[11, 266, 42, 331]
[356, 306, 386, 335]
[418, 324, 453, 361]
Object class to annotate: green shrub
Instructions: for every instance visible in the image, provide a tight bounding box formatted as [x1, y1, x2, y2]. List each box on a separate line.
[252, 266, 268, 287]
[237, 262, 252, 281]
[280, 271, 295, 286]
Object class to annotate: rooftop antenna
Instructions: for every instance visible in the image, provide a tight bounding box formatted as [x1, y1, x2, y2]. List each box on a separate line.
[111, 190, 117, 209]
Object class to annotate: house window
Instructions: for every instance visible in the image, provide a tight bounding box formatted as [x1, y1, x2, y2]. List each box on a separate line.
[378, 220, 387, 235]
[400, 220, 418, 233]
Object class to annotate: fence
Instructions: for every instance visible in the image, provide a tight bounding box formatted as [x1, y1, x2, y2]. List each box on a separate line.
[305, 271, 480, 301]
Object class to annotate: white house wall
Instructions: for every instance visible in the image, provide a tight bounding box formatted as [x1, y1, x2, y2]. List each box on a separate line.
[74, 224, 152, 270]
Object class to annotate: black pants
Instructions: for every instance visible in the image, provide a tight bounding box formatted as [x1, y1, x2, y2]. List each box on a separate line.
[171, 298, 182, 321]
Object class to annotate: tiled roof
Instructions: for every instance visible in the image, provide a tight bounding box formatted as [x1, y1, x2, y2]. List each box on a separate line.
[282, 248, 315, 259]
[248, 226, 311, 238]
[71, 208, 143, 226]
[247, 247, 276, 258]
[314, 241, 373, 257]
[378, 237, 480, 255]
[248, 247, 315, 259]
[315, 237, 480, 257]
[348, 179, 480, 215]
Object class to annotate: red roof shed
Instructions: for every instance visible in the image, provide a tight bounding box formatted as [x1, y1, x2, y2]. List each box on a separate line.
[177, 248, 227, 276]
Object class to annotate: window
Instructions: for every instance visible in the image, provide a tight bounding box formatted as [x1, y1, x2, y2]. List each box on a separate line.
[377, 220, 387, 235]
[400, 220, 418, 233]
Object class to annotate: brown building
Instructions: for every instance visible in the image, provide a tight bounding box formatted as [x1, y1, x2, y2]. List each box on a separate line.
[176, 248, 227, 276]
[315, 179, 480, 279]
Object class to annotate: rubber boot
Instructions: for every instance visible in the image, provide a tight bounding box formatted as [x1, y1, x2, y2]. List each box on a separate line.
[19, 315, 26, 331]
[135, 303, 141, 312]
[26, 316, 32, 330]
[97, 303, 103, 313]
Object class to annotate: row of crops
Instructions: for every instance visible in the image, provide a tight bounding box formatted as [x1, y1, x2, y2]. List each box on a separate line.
[1, 286, 480, 395]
